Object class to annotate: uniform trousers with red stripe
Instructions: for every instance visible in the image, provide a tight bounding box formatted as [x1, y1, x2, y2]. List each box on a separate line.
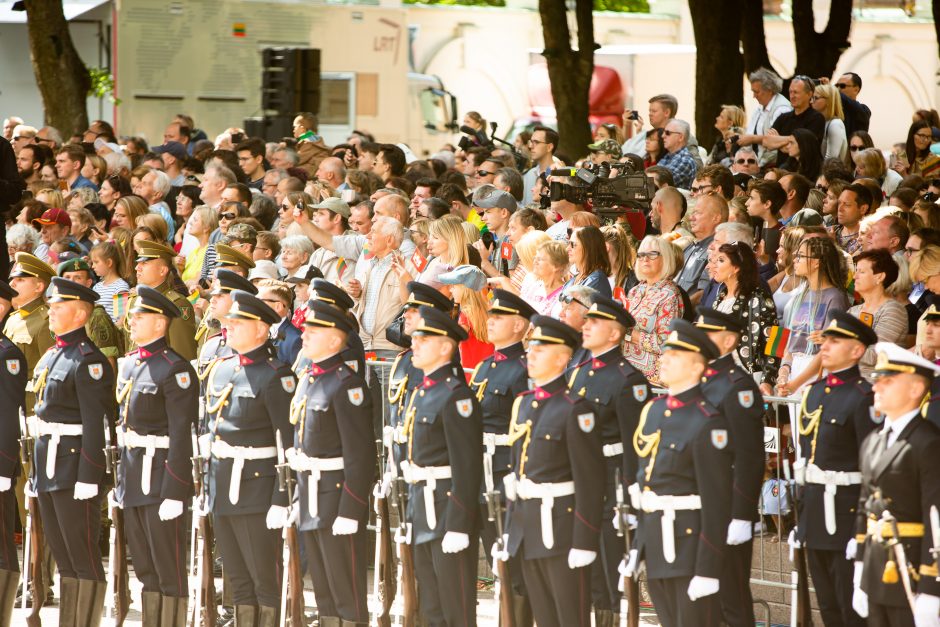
[413, 535, 479, 627]
[303, 527, 368, 623]
[38, 490, 104, 581]
[522, 553, 591, 627]
[648, 575, 721, 627]
[124, 503, 189, 596]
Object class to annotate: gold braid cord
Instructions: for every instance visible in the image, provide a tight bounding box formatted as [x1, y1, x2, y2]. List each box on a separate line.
[507, 396, 532, 478]
[403, 388, 420, 462]
[469, 362, 487, 403]
[632, 401, 660, 483]
[204, 360, 234, 429]
[797, 387, 823, 464]
[115, 377, 134, 426]
[387, 354, 408, 405]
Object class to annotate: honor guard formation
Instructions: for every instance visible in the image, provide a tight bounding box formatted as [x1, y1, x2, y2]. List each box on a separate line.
[2, 77, 940, 627]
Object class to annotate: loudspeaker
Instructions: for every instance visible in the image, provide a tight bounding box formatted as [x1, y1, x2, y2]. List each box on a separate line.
[261, 47, 320, 116]
[243, 115, 294, 143]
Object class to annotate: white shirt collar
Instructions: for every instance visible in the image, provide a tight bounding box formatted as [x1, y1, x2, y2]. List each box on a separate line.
[880, 408, 921, 444]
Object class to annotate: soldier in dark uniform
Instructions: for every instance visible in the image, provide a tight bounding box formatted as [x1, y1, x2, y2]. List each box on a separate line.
[29, 277, 115, 624]
[116, 286, 197, 625]
[501, 316, 605, 627]
[130, 240, 197, 360]
[921, 305, 940, 430]
[402, 306, 483, 627]
[4, 252, 54, 413]
[629, 320, 733, 627]
[0, 279, 25, 624]
[290, 301, 375, 627]
[58, 257, 124, 372]
[557, 285, 598, 371]
[852, 343, 940, 627]
[294, 279, 367, 377]
[569, 295, 650, 627]
[204, 290, 295, 626]
[469, 288, 535, 626]
[784, 312, 878, 627]
[693, 307, 771, 627]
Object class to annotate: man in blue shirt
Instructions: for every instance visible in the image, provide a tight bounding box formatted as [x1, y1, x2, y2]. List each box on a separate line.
[657, 119, 698, 190]
[55, 144, 98, 192]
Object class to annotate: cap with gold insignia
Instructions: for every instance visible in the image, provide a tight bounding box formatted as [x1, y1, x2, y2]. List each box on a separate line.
[57, 257, 92, 277]
[304, 300, 355, 334]
[0, 279, 15, 302]
[215, 243, 255, 273]
[226, 290, 280, 325]
[585, 294, 635, 330]
[693, 306, 744, 335]
[489, 288, 537, 319]
[10, 252, 55, 283]
[871, 341, 940, 380]
[405, 281, 455, 314]
[528, 315, 581, 349]
[821, 310, 878, 346]
[135, 239, 176, 263]
[211, 269, 258, 296]
[663, 319, 720, 361]
[48, 276, 99, 304]
[924, 305, 940, 322]
[310, 278, 354, 311]
[129, 285, 181, 318]
[413, 305, 468, 342]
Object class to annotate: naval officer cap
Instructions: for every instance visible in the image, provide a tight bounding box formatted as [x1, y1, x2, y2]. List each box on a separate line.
[585, 295, 635, 330]
[48, 276, 99, 305]
[489, 288, 537, 320]
[821, 310, 878, 347]
[528, 315, 581, 350]
[663, 319, 720, 362]
[412, 306, 468, 343]
[694, 307, 744, 335]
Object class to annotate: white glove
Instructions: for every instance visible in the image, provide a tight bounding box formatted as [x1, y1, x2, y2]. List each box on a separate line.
[687, 576, 720, 601]
[394, 523, 412, 545]
[73, 481, 98, 500]
[197, 433, 211, 457]
[491, 535, 509, 563]
[612, 513, 638, 532]
[567, 548, 597, 569]
[265, 505, 289, 530]
[0, 476, 11, 492]
[914, 593, 940, 627]
[726, 519, 753, 545]
[503, 473, 517, 501]
[845, 538, 857, 561]
[787, 528, 802, 562]
[158, 499, 184, 521]
[192, 498, 210, 518]
[441, 531, 470, 554]
[107, 489, 123, 510]
[619, 549, 639, 581]
[852, 561, 868, 618]
[24, 482, 38, 499]
[332, 516, 359, 536]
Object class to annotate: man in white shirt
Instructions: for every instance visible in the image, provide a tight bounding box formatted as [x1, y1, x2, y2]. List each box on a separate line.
[742, 68, 792, 168]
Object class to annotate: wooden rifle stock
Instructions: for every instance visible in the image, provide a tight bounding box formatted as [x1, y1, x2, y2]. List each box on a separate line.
[485, 489, 514, 627]
[190, 428, 216, 627]
[285, 525, 304, 626]
[783, 460, 813, 626]
[393, 477, 417, 627]
[614, 469, 639, 627]
[104, 443, 131, 626]
[375, 489, 396, 627]
[19, 411, 44, 627]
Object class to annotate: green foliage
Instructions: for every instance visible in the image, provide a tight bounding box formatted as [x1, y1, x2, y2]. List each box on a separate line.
[88, 67, 121, 106]
[594, 0, 650, 11]
[403, 0, 506, 6]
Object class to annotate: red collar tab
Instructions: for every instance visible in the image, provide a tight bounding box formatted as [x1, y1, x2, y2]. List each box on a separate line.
[666, 396, 685, 409]
[592, 358, 605, 369]
[534, 387, 552, 400]
[826, 374, 844, 386]
[138, 347, 152, 359]
[422, 376, 438, 389]
[704, 367, 717, 377]
[239, 355, 254, 366]
[494, 351, 508, 362]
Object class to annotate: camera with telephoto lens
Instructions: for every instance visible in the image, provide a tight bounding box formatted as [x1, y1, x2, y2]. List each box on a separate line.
[547, 161, 654, 220]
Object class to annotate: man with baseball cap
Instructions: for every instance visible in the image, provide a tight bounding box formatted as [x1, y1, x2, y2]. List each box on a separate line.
[117, 286, 197, 624]
[32, 208, 72, 264]
[30, 277, 116, 624]
[152, 141, 187, 187]
[308, 198, 357, 287]
[473, 184, 517, 278]
[852, 343, 940, 627]
[588, 139, 623, 165]
[130, 239, 197, 360]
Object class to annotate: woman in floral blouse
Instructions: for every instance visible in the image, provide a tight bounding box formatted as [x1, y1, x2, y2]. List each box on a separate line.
[710, 241, 780, 394]
[624, 235, 685, 384]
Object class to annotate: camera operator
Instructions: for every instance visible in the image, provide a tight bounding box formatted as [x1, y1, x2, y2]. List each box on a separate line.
[522, 126, 559, 205]
[545, 176, 586, 241]
[588, 139, 622, 166]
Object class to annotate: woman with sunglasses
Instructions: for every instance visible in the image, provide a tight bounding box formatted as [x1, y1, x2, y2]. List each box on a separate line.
[844, 130, 874, 170]
[624, 235, 685, 383]
[563, 225, 612, 300]
[710, 241, 780, 393]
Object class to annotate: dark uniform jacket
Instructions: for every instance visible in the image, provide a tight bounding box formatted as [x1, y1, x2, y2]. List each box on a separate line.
[926, 374, 940, 430]
[855, 413, 940, 606]
[4, 298, 53, 412]
[387, 348, 421, 471]
[293, 332, 366, 379]
[31, 327, 115, 492]
[469, 341, 529, 495]
[273, 319, 302, 367]
[116, 337, 196, 508]
[569, 346, 651, 503]
[206, 342, 295, 516]
[293, 353, 375, 532]
[405, 363, 483, 545]
[701, 353, 766, 523]
[0, 333, 26, 480]
[794, 365, 876, 550]
[196, 331, 233, 434]
[506, 375, 605, 560]
[635, 386, 733, 580]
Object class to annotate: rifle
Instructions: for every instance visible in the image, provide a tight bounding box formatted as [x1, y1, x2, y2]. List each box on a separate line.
[782, 459, 812, 627]
[103, 417, 130, 626]
[882, 510, 917, 612]
[274, 431, 304, 627]
[188, 426, 216, 627]
[18, 409, 44, 627]
[392, 476, 417, 627]
[373, 440, 395, 627]
[614, 468, 639, 627]
[484, 478, 513, 627]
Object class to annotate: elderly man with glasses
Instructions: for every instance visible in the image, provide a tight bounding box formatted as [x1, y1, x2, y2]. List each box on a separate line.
[658, 119, 698, 190]
[738, 76, 825, 168]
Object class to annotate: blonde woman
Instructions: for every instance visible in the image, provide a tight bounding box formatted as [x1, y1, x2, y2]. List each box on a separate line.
[854, 147, 903, 198]
[181, 206, 218, 285]
[112, 195, 150, 230]
[624, 235, 685, 383]
[811, 83, 847, 161]
[395, 215, 469, 301]
[35, 188, 65, 211]
[531, 240, 569, 315]
[709, 104, 747, 166]
[489, 229, 551, 294]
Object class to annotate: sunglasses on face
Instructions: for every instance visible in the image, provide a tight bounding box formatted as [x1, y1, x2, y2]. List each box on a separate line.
[735, 158, 756, 165]
[476, 170, 496, 177]
[636, 251, 661, 260]
[558, 293, 588, 308]
[835, 83, 849, 89]
[220, 213, 236, 220]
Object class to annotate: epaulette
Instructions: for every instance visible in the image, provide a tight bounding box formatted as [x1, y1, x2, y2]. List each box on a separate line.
[336, 365, 353, 380]
[562, 391, 579, 404]
[696, 397, 720, 417]
[0, 336, 11, 350]
[79, 341, 94, 356]
[160, 350, 182, 365]
[444, 375, 463, 390]
[854, 379, 874, 395]
[726, 367, 747, 384]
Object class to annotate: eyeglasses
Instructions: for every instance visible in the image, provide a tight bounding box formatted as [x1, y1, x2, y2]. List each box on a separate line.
[923, 192, 939, 202]
[476, 170, 496, 177]
[662, 130, 680, 137]
[636, 251, 661, 260]
[690, 184, 713, 195]
[835, 83, 849, 89]
[220, 212, 237, 220]
[567, 240, 580, 249]
[34, 137, 55, 145]
[914, 133, 933, 141]
[735, 158, 756, 165]
[793, 252, 818, 261]
[527, 139, 547, 146]
[810, 95, 827, 102]
[558, 293, 588, 308]
[905, 247, 921, 256]
[816, 184, 828, 192]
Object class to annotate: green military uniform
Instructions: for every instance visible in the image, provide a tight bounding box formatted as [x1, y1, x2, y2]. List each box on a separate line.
[57, 258, 126, 363]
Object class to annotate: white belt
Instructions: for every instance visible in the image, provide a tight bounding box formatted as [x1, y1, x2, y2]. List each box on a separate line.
[794, 460, 861, 536]
[516, 477, 576, 550]
[28, 416, 83, 479]
[400, 461, 451, 530]
[210, 440, 277, 504]
[381, 426, 398, 479]
[286, 449, 344, 519]
[482, 432, 511, 493]
[639, 491, 702, 564]
[120, 428, 170, 496]
[602, 442, 624, 458]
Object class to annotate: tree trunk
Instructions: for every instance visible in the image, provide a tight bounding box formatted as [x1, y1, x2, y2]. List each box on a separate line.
[538, 0, 594, 161]
[24, 0, 90, 138]
[792, 0, 853, 79]
[688, 0, 744, 149]
[740, 0, 774, 74]
[933, 0, 940, 60]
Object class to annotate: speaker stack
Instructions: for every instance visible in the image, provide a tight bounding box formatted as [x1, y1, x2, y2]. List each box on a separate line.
[244, 47, 321, 142]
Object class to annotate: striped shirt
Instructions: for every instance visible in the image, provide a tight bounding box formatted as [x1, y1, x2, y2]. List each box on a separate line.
[94, 278, 131, 321]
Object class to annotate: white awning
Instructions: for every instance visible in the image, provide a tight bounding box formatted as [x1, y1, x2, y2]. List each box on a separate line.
[0, 0, 109, 24]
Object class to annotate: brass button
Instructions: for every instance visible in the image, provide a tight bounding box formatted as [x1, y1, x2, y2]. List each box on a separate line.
[701, 377, 707, 383]
[686, 528, 692, 534]
[309, 377, 314, 383]
[337, 483, 342, 488]
[825, 387, 831, 393]
[664, 410, 671, 417]
[670, 443, 675, 449]
[545, 435, 551, 440]
[422, 418, 427, 423]
[588, 371, 594, 377]
[567, 507, 573, 512]
[419, 391, 425, 397]
[831, 419, 836, 424]
[490, 363, 496, 369]
[446, 491, 451, 496]
[531, 401, 538, 408]
[526, 420, 532, 426]
[254, 472, 260, 477]
[446, 378, 451, 382]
